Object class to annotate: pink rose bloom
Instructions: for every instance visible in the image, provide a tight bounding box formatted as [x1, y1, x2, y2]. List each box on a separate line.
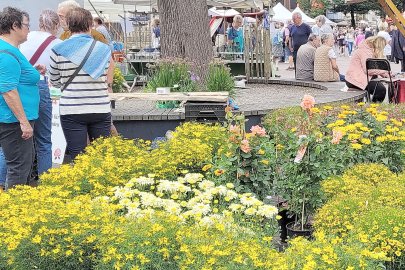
[229, 124, 241, 134]
[300, 95, 315, 110]
[250, 125, 266, 137]
[240, 139, 251, 153]
[332, 130, 344, 144]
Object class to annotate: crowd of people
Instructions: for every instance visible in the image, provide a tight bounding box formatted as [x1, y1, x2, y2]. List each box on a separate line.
[0, 0, 115, 190]
[277, 12, 393, 101]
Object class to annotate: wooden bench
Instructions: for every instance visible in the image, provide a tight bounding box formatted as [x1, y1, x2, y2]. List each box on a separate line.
[109, 92, 229, 103]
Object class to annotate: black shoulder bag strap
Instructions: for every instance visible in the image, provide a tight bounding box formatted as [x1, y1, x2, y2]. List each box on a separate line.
[60, 39, 97, 92]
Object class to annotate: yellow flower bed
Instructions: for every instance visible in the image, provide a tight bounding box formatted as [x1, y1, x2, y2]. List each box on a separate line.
[41, 123, 227, 197]
[316, 164, 405, 267]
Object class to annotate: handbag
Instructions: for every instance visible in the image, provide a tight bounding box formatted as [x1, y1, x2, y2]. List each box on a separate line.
[397, 80, 405, 103]
[29, 35, 56, 65]
[60, 39, 97, 92]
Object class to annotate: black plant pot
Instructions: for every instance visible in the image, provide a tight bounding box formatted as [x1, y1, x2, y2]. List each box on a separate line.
[278, 210, 296, 243]
[286, 221, 313, 239]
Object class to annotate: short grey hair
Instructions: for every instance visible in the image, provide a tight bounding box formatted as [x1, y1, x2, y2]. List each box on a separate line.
[58, 0, 80, 11]
[308, 33, 318, 42]
[39, 9, 59, 32]
[316, 15, 326, 25]
[233, 15, 243, 23]
[321, 33, 334, 44]
[292, 12, 302, 19]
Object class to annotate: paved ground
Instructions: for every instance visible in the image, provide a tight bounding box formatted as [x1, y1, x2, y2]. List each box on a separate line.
[112, 55, 396, 120]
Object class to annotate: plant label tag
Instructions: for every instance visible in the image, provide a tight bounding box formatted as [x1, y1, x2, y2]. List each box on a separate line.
[294, 135, 308, 163]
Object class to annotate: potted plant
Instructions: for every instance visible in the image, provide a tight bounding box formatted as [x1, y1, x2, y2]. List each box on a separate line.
[274, 95, 346, 239]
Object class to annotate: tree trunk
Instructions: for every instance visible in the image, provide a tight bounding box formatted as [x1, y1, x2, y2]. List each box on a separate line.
[157, 0, 184, 58]
[350, 5, 356, 28]
[157, 0, 212, 82]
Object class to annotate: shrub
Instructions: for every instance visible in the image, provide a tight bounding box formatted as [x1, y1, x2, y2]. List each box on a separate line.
[0, 185, 282, 270]
[316, 164, 405, 269]
[41, 123, 227, 197]
[110, 174, 279, 237]
[145, 58, 197, 93]
[205, 61, 235, 96]
[112, 67, 126, 93]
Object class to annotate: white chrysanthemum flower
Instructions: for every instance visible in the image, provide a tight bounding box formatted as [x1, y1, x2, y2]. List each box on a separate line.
[157, 180, 191, 194]
[163, 200, 182, 215]
[225, 190, 238, 200]
[191, 203, 211, 215]
[199, 214, 224, 227]
[198, 180, 215, 190]
[217, 186, 229, 196]
[256, 204, 278, 219]
[137, 208, 155, 219]
[126, 207, 141, 218]
[199, 192, 213, 202]
[114, 187, 127, 199]
[183, 173, 204, 184]
[134, 176, 155, 187]
[229, 203, 243, 212]
[126, 201, 140, 210]
[244, 207, 257, 215]
[186, 197, 200, 208]
[139, 192, 163, 208]
[240, 196, 263, 207]
[120, 198, 132, 206]
[199, 216, 214, 226]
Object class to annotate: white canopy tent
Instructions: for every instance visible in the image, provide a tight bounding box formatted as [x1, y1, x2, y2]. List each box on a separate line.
[324, 17, 337, 26]
[207, 0, 263, 9]
[272, 2, 292, 23]
[208, 7, 240, 17]
[292, 6, 316, 24]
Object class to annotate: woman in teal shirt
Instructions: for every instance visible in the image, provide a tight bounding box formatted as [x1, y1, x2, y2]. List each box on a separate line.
[0, 7, 41, 190]
[227, 15, 244, 53]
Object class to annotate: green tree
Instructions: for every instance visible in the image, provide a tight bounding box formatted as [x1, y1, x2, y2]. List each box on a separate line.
[331, 0, 403, 16]
[332, 0, 404, 28]
[298, 0, 332, 17]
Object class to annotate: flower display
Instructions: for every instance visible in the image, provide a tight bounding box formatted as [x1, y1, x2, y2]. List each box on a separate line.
[300, 94, 315, 111]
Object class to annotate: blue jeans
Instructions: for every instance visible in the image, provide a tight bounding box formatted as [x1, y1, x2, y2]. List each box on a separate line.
[35, 78, 52, 175]
[0, 147, 6, 186]
[347, 42, 354, 56]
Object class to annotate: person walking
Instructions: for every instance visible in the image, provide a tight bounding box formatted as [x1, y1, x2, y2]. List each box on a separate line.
[289, 12, 312, 77]
[346, 28, 355, 56]
[49, 8, 113, 160]
[0, 7, 42, 190]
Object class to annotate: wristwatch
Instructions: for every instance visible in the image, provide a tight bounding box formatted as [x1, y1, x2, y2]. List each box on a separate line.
[107, 83, 113, 88]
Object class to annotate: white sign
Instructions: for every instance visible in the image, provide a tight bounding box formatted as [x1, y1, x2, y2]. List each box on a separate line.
[51, 99, 66, 164]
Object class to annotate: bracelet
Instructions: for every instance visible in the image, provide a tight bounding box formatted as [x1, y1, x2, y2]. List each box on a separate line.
[107, 83, 113, 88]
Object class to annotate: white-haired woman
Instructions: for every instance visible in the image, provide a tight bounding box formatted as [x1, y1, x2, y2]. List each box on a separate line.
[227, 15, 244, 52]
[19, 9, 62, 176]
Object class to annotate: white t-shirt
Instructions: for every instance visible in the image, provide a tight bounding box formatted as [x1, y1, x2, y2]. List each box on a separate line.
[328, 48, 337, 59]
[377, 31, 392, 56]
[20, 31, 62, 69]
